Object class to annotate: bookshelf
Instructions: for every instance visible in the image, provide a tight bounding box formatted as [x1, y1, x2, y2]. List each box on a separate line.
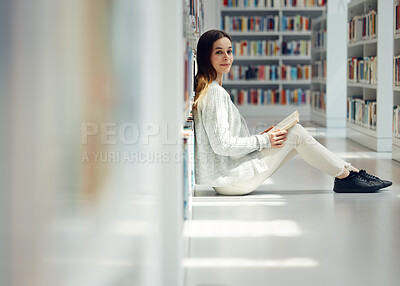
[310, 14, 327, 125]
[182, 0, 202, 263]
[347, 0, 393, 151]
[310, 1, 348, 131]
[218, 0, 326, 119]
[393, 0, 400, 161]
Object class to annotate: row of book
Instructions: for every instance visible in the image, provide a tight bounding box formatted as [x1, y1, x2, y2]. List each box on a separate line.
[279, 0, 325, 7]
[223, 15, 279, 32]
[186, 0, 203, 36]
[394, 55, 400, 86]
[347, 97, 377, 130]
[184, 43, 195, 108]
[222, 15, 311, 32]
[311, 60, 326, 80]
[312, 29, 326, 50]
[222, 0, 326, 8]
[227, 88, 310, 105]
[394, 106, 400, 138]
[182, 122, 195, 220]
[232, 39, 310, 57]
[281, 40, 311, 56]
[281, 15, 311, 32]
[396, 1, 400, 34]
[233, 39, 280, 56]
[311, 91, 326, 111]
[347, 56, 377, 85]
[348, 10, 377, 43]
[226, 64, 311, 81]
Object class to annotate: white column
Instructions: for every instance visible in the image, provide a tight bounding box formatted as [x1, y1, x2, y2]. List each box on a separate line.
[326, 0, 350, 131]
[376, 0, 394, 151]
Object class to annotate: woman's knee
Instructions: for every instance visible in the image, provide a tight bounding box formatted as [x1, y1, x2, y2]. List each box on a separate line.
[288, 124, 315, 145]
[290, 123, 306, 135]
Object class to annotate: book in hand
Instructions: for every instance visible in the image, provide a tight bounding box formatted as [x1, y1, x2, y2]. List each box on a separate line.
[269, 110, 299, 132]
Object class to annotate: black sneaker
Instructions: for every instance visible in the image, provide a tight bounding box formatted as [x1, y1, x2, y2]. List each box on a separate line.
[333, 171, 382, 193]
[359, 169, 392, 189]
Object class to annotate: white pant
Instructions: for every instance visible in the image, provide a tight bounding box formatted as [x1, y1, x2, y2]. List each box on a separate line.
[213, 124, 351, 196]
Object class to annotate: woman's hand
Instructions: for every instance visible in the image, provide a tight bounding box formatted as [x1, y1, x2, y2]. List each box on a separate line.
[261, 126, 287, 148]
[268, 129, 287, 148]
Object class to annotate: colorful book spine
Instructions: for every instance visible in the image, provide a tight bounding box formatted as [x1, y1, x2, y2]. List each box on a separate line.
[348, 10, 377, 43]
[222, 0, 325, 8]
[227, 88, 310, 105]
[347, 56, 377, 85]
[182, 122, 195, 220]
[312, 28, 326, 49]
[281, 15, 311, 32]
[184, 43, 193, 106]
[396, 0, 400, 34]
[223, 15, 280, 32]
[311, 91, 326, 111]
[232, 39, 280, 56]
[311, 60, 326, 80]
[281, 40, 311, 56]
[347, 97, 377, 130]
[232, 40, 310, 56]
[394, 106, 400, 138]
[226, 64, 310, 81]
[394, 55, 400, 86]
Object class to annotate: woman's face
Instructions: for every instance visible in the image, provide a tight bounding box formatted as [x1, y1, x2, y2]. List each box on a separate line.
[210, 37, 233, 78]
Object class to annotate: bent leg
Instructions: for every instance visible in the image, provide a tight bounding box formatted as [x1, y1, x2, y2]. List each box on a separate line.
[214, 124, 350, 196]
[261, 124, 351, 177]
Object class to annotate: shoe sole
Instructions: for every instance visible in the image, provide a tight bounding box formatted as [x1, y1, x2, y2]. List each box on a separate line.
[333, 186, 381, 193]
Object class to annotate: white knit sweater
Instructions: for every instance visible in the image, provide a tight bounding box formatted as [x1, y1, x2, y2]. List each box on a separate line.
[192, 81, 271, 187]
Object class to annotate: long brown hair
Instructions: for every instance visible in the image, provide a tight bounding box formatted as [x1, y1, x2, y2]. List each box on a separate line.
[192, 30, 232, 110]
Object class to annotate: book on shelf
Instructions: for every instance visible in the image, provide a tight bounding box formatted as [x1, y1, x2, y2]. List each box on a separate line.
[347, 97, 377, 130]
[396, 0, 400, 34]
[311, 90, 326, 111]
[233, 39, 280, 57]
[348, 16, 363, 43]
[281, 15, 311, 32]
[312, 28, 326, 49]
[226, 64, 311, 81]
[394, 106, 400, 138]
[348, 10, 377, 43]
[223, 15, 279, 32]
[222, 0, 326, 8]
[182, 122, 195, 220]
[227, 88, 310, 105]
[281, 40, 311, 56]
[362, 10, 377, 40]
[269, 110, 300, 132]
[394, 55, 400, 86]
[232, 39, 311, 57]
[347, 56, 377, 85]
[311, 60, 326, 80]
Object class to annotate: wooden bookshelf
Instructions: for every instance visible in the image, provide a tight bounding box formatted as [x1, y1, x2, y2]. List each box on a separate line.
[346, 0, 393, 152]
[218, 0, 326, 118]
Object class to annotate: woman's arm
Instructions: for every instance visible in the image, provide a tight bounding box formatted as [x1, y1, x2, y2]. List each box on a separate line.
[201, 87, 271, 157]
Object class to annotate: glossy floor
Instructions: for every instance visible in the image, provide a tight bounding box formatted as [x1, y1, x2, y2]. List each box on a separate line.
[185, 128, 400, 286]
